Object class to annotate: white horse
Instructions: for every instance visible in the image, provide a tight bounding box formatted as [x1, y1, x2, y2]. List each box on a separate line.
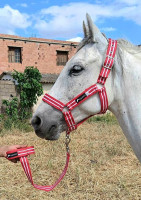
[32, 14, 141, 163]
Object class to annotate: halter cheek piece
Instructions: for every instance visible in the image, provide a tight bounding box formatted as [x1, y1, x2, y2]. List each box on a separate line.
[6, 39, 117, 192]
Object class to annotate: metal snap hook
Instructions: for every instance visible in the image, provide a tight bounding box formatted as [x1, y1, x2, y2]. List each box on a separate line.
[65, 132, 71, 153]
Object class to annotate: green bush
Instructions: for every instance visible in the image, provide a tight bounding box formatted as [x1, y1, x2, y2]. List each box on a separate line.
[12, 66, 43, 120]
[0, 66, 43, 132]
[2, 97, 19, 121]
[0, 118, 33, 136]
[0, 97, 33, 133]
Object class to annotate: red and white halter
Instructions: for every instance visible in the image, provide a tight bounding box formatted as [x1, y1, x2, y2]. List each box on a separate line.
[7, 39, 117, 192]
[43, 38, 117, 133]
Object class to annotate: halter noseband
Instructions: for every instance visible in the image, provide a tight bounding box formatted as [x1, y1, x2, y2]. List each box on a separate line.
[43, 39, 117, 134]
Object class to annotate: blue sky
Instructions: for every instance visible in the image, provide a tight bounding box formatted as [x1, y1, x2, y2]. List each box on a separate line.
[0, 0, 141, 44]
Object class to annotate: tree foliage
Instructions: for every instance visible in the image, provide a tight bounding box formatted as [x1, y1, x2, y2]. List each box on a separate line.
[2, 97, 19, 121]
[12, 66, 43, 119]
[2, 66, 43, 122]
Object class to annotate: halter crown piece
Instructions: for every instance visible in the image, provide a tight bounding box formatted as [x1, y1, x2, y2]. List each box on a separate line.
[7, 39, 117, 192]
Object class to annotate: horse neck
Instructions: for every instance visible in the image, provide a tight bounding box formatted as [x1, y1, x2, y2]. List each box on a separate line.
[109, 46, 141, 162]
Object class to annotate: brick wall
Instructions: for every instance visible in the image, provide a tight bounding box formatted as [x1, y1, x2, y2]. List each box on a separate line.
[0, 80, 17, 112]
[0, 80, 54, 114]
[0, 34, 78, 113]
[0, 34, 78, 74]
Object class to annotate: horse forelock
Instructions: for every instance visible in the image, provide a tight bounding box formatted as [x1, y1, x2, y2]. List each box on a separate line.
[77, 32, 108, 52]
[77, 37, 95, 52]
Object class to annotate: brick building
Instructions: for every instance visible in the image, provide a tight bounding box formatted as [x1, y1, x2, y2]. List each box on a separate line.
[0, 33, 78, 74]
[0, 34, 78, 112]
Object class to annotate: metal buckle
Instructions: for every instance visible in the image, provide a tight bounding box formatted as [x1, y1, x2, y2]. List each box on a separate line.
[106, 55, 114, 60]
[103, 65, 112, 70]
[69, 124, 76, 128]
[103, 55, 114, 70]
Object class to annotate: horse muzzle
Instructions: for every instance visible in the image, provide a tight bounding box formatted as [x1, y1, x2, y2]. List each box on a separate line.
[31, 108, 66, 140]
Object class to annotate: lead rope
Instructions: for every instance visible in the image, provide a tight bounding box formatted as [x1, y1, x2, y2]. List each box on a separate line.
[6, 132, 71, 192]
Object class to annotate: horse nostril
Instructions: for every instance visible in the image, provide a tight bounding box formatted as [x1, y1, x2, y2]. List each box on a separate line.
[31, 116, 42, 129]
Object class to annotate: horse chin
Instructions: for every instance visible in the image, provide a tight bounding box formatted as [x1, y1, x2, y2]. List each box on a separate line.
[32, 106, 67, 140]
[34, 124, 66, 141]
[45, 133, 61, 140]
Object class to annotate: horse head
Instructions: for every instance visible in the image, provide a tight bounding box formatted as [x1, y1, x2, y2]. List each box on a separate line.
[32, 14, 115, 140]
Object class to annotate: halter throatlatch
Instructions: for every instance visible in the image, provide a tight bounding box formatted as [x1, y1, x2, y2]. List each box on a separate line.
[6, 39, 117, 192]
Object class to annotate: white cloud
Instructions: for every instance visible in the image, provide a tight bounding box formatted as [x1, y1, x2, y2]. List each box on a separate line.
[101, 27, 116, 32]
[20, 3, 28, 8]
[34, 1, 141, 39]
[0, 5, 31, 35]
[67, 37, 82, 42]
[117, 0, 140, 5]
[34, 2, 114, 39]
[114, 5, 141, 25]
[0, 2, 141, 40]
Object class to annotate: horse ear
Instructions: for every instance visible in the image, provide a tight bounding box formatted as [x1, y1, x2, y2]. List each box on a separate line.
[86, 13, 107, 45]
[83, 21, 88, 38]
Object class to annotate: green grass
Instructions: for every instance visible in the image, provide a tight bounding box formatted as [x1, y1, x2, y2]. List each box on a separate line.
[0, 116, 33, 135]
[0, 112, 117, 136]
[0, 122, 140, 200]
[87, 112, 118, 124]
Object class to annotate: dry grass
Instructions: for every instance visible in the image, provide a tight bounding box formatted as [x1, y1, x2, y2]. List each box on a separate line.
[0, 121, 141, 200]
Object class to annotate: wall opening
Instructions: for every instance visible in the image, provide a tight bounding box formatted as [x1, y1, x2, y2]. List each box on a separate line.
[8, 47, 22, 63]
[56, 50, 68, 66]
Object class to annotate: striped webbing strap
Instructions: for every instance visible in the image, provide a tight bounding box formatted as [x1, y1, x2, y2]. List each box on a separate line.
[97, 39, 117, 85]
[6, 146, 35, 160]
[6, 146, 70, 192]
[42, 94, 77, 132]
[43, 84, 108, 131]
[42, 39, 117, 132]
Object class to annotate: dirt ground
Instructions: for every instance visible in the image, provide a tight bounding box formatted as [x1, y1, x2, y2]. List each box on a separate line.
[0, 121, 141, 200]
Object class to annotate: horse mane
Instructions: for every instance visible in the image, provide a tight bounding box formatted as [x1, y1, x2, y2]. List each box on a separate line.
[117, 39, 141, 55]
[77, 36, 141, 56]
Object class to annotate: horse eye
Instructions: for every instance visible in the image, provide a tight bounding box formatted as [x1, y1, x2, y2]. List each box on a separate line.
[69, 65, 84, 76]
